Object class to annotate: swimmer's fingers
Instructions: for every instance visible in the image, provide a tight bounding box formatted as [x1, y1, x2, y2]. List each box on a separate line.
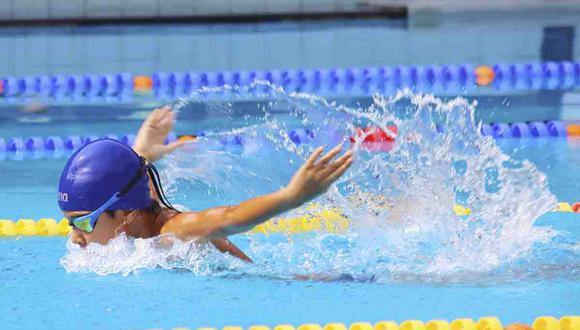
[321, 158, 353, 187]
[321, 152, 353, 186]
[147, 106, 169, 122]
[158, 105, 173, 118]
[146, 106, 172, 127]
[163, 139, 190, 153]
[158, 111, 176, 132]
[157, 105, 171, 114]
[305, 146, 325, 168]
[319, 150, 352, 176]
[143, 107, 175, 145]
[314, 144, 343, 168]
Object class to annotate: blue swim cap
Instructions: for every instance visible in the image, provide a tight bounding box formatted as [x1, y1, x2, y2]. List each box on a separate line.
[58, 139, 152, 212]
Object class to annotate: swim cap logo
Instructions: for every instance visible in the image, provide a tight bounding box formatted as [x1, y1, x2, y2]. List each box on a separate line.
[58, 192, 69, 202]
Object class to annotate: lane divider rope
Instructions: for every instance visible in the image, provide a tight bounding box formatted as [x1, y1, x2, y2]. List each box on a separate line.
[1, 61, 579, 102]
[1, 120, 577, 157]
[479, 121, 572, 138]
[1, 203, 578, 237]
[153, 315, 580, 330]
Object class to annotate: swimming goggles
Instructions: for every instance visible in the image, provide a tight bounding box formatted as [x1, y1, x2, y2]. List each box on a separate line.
[67, 157, 149, 233]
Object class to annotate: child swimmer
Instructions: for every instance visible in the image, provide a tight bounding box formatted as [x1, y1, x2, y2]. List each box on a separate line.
[58, 106, 353, 262]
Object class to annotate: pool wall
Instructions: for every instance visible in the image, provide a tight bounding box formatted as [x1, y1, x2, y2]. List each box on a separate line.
[0, 7, 578, 77]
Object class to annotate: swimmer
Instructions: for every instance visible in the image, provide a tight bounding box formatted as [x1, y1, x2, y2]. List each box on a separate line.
[59, 106, 353, 262]
[20, 101, 48, 113]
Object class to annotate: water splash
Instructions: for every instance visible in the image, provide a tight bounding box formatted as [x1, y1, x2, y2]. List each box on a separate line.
[62, 83, 572, 282]
[60, 233, 247, 276]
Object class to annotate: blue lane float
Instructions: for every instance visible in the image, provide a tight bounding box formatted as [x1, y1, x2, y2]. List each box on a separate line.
[7, 138, 25, 152]
[546, 120, 567, 137]
[480, 124, 493, 137]
[480, 121, 567, 138]
[2, 73, 133, 101]
[64, 136, 83, 151]
[25, 137, 45, 152]
[45, 136, 65, 151]
[3, 77, 19, 98]
[510, 122, 531, 138]
[491, 123, 512, 138]
[4, 62, 578, 102]
[529, 122, 550, 138]
[493, 61, 580, 91]
[0, 120, 569, 157]
[559, 61, 578, 88]
[0, 131, 178, 154]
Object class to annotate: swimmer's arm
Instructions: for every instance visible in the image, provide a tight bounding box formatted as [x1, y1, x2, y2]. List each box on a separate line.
[160, 145, 353, 239]
[133, 105, 189, 162]
[162, 189, 296, 238]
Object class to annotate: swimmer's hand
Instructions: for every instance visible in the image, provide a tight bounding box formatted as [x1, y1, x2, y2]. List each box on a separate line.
[283, 145, 353, 207]
[133, 105, 190, 162]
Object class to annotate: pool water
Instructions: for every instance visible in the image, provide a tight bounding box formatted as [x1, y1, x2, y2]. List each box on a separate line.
[2, 236, 578, 329]
[1, 88, 579, 330]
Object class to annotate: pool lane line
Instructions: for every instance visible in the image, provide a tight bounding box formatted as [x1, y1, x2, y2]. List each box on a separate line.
[1, 209, 347, 236]
[557, 202, 580, 212]
[153, 315, 580, 330]
[0, 120, 577, 157]
[1, 61, 579, 103]
[1, 203, 578, 237]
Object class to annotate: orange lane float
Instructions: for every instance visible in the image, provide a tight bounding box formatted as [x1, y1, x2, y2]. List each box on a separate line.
[567, 124, 580, 137]
[177, 135, 198, 142]
[134, 75, 153, 94]
[475, 65, 495, 86]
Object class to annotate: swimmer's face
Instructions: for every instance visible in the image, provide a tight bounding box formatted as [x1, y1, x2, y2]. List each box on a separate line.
[64, 211, 123, 248]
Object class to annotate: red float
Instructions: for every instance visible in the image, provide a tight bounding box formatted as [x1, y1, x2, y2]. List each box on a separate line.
[350, 126, 397, 152]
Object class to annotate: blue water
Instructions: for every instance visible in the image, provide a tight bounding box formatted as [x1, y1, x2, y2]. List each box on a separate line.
[2, 237, 578, 330]
[1, 89, 579, 330]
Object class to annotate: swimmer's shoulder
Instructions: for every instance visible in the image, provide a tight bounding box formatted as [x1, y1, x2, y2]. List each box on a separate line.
[155, 208, 185, 235]
[158, 209, 200, 237]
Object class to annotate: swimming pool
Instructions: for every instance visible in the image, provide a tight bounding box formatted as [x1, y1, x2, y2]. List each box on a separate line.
[1, 81, 579, 330]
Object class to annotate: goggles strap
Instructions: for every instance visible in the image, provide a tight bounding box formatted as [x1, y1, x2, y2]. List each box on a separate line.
[119, 156, 148, 197]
